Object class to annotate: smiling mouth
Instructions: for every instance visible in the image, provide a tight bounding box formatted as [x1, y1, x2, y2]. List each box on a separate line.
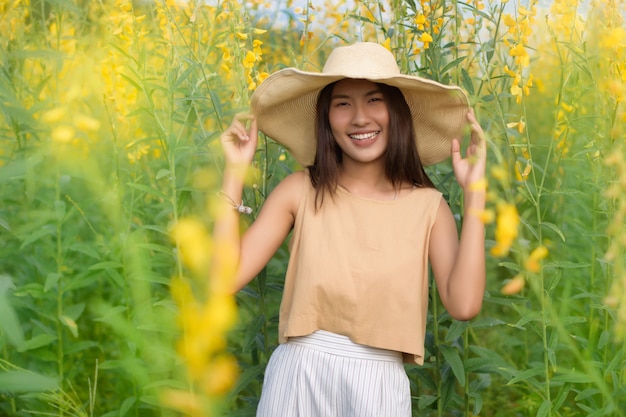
[349, 131, 380, 141]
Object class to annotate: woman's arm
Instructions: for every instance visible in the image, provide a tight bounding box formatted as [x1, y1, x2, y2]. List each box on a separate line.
[213, 114, 301, 293]
[429, 110, 487, 320]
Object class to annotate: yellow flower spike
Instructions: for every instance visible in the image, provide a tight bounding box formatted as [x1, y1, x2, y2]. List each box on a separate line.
[201, 355, 239, 397]
[74, 114, 101, 131]
[501, 274, 525, 295]
[51, 126, 75, 143]
[204, 295, 237, 333]
[171, 218, 212, 275]
[415, 13, 426, 30]
[490, 202, 520, 257]
[42, 107, 66, 123]
[503, 13, 516, 30]
[243, 50, 256, 69]
[160, 389, 202, 416]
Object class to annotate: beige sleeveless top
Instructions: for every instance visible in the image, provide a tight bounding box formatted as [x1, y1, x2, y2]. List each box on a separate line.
[279, 170, 443, 365]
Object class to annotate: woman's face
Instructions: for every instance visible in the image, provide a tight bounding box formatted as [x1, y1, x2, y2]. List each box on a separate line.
[328, 79, 390, 166]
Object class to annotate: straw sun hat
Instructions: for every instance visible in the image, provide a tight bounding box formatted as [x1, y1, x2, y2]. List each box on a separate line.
[250, 42, 470, 167]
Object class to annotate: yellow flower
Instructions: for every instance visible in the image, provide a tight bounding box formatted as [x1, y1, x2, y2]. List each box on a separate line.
[507, 118, 526, 134]
[415, 13, 427, 30]
[525, 245, 549, 273]
[419, 32, 433, 49]
[160, 389, 202, 415]
[503, 14, 517, 31]
[171, 218, 212, 275]
[52, 126, 75, 143]
[243, 50, 256, 69]
[503, 65, 517, 77]
[74, 114, 101, 131]
[42, 107, 67, 123]
[236, 32, 248, 40]
[515, 160, 532, 181]
[381, 37, 391, 51]
[501, 274, 525, 295]
[201, 355, 239, 396]
[491, 165, 509, 181]
[490, 202, 519, 257]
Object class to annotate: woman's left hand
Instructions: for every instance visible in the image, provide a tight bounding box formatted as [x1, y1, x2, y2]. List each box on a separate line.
[451, 109, 487, 193]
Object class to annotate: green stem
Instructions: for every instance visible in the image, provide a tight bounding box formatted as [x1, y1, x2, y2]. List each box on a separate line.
[431, 282, 442, 417]
[54, 166, 65, 415]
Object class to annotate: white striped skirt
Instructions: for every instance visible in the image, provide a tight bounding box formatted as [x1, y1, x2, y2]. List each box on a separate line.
[256, 330, 411, 417]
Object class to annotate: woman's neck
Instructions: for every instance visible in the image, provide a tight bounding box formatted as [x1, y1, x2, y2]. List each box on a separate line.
[337, 162, 404, 200]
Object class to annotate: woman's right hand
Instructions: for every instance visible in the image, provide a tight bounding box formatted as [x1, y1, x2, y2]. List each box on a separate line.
[220, 113, 258, 168]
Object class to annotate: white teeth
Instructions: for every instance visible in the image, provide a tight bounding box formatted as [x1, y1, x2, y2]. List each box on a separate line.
[349, 131, 379, 140]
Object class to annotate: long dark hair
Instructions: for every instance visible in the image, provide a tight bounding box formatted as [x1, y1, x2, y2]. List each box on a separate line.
[308, 80, 435, 208]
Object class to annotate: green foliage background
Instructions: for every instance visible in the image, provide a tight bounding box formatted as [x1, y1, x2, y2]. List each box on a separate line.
[1, 0, 625, 416]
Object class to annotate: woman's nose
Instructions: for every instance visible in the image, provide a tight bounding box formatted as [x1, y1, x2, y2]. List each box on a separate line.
[351, 104, 369, 126]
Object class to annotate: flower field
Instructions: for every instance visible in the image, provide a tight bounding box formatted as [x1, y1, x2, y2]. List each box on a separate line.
[0, 0, 625, 416]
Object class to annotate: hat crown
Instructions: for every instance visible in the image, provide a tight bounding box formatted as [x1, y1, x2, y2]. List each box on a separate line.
[322, 42, 401, 78]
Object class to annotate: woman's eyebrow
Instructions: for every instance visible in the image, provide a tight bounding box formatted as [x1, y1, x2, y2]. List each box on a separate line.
[331, 89, 382, 100]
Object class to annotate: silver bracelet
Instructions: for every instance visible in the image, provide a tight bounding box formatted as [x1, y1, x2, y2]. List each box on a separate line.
[217, 191, 253, 215]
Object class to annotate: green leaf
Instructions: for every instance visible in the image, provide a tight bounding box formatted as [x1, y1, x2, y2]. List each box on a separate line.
[44, 273, 61, 292]
[439, 344, 465, 386]
[445, 320, 467, 342]
[0, 370, 58, 392]
[155, 169, 172, 181]
[541, 221, 565, 241]
[89, 261, 123, 270]
[59, 315, 79, 338]
[552, 371, 593, 384]
[506, 367, 544, 385]
[126, 182, 169, 201]
[19, 225, 55, 249]
[460, 67, 475, 95]
[469, 392, 483, 416]
[119, 396, 136, 417]
[537, 399, 551, 417]
[242, 314, 265, 352]
[18, 333, 57, 352]
[228, 364, 265, 400]
[417, 394, 437, 410]
[0, 275, 24, 347]
[441, 56, 468, 79]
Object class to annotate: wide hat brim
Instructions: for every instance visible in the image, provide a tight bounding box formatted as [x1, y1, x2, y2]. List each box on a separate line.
[251, 42, 470, 167]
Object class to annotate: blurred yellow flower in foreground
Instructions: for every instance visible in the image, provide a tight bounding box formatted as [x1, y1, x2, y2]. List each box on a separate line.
[171, 218, 212, 276]
[490, 202, 520, 257]
[52, 126, 75, 143]
[42, 107, 67, 123]
[74, 114, 101, 131]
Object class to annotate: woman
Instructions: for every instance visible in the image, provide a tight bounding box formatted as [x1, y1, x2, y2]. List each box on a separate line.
[216, 42, 486, 416]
